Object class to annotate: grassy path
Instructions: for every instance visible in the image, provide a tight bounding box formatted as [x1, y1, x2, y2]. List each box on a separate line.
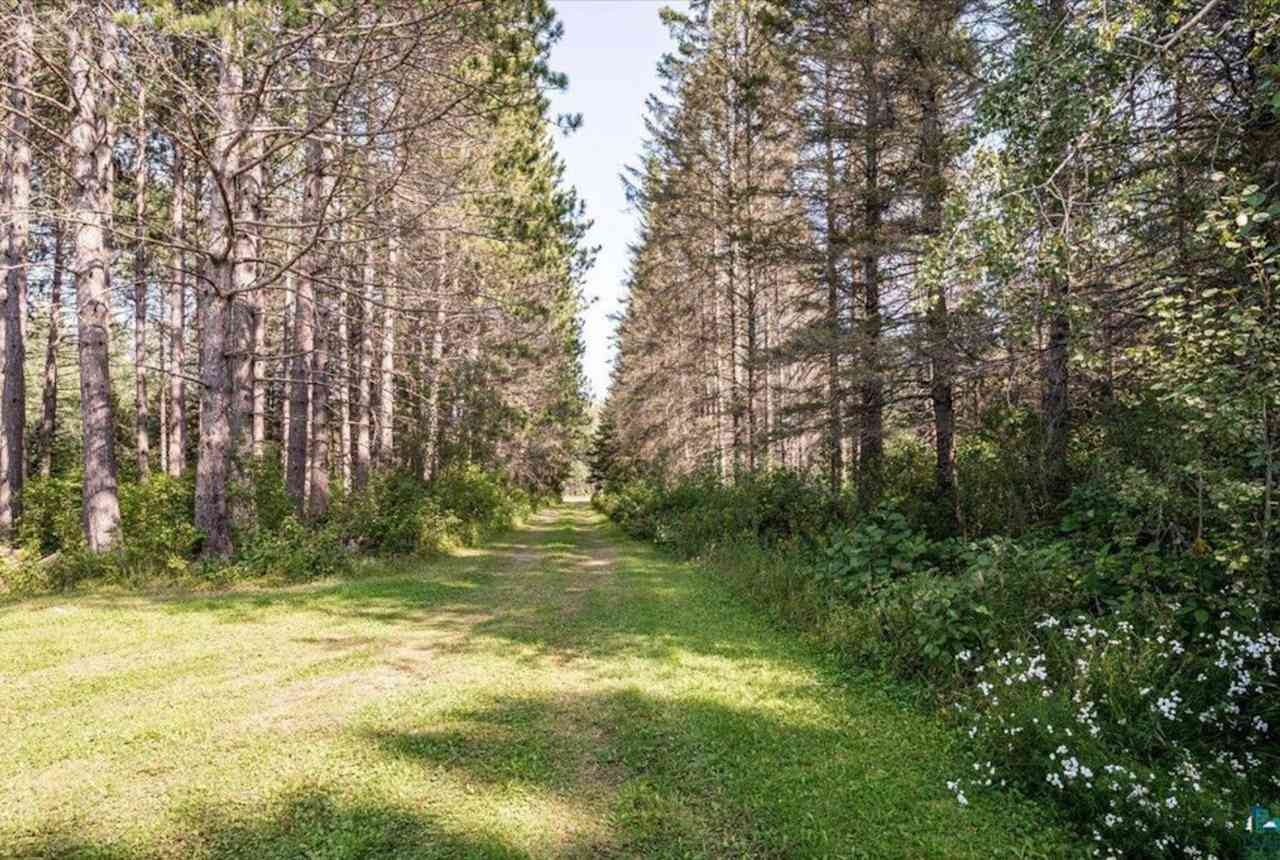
[1, 504, 1068, 859]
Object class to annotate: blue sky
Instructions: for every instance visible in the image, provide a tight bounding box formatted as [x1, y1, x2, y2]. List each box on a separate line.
[547, 0, 686, 401]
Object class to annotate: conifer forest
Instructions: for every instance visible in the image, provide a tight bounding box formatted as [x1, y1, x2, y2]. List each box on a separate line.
[2, 2, 1278, 858]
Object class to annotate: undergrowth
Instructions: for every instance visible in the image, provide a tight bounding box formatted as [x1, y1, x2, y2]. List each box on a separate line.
[595, 441, 1279, 859]
[0, 460, 543, 594]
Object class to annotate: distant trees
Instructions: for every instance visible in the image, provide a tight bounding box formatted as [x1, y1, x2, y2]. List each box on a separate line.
[0, 1, 590, 557]
[605, 0, 1278, 567]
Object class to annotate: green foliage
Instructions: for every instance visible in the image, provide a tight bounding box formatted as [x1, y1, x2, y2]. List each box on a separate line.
[2, 465, 539, 594]
[234, 515, 349, 580]
[428, 464, 533, 544]
[239, 451, 295, 535]
[5, 472, 200, 591]
[815, 503, 953, 598]
[598, 469, 839, 556]
[602, 451, 1279, 857]
[333, 471, 437, 555]
[332, 465, 535, 557]
[17, 473, 85, 555]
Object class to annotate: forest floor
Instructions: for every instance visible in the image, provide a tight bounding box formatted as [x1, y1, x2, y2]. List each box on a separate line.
[1, 504, 1072, 859]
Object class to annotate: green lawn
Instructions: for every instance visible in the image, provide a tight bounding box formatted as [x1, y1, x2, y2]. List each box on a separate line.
[1, 504, 1071, 859]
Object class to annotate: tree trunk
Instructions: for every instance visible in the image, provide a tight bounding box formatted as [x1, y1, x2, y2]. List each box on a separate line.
[354, 245, 373, 489]
[248, 141, 267, 459]
[194, 32, 242, 558]
[308, 300, 331, 519]
[69, 6, 122, 552]
[1039, 0, 1072, 506]
[1, 0, 34, 537]
[338, 288, 352, 491]
[281, 272, 293, 468]
[1041, 271, 1070, 503]
[920, 79, 958, 533]
[821, 73, 843, 493]
[303, 46, 332, 517]
[422, 303, 445, 481]
[286, 262, 314, 505]
[167, 142, 187, 477]
[40, 214, 64, 478]
[133, 84, 150, 478]
[196, 283, 235, 557]
[379, 233, 397, 466]
[231, 129, 260, 471]
[856, 19, 884, 511]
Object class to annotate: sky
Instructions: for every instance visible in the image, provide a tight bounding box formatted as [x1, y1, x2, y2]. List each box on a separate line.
[546, 0, 686, 402]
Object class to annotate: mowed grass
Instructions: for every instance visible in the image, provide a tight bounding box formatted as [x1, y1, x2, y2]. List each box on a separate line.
[1, 504, 1073, 859]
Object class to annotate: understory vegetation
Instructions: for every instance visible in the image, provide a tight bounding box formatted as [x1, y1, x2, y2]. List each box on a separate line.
[1, 463, 541, 594]
[595, 435, 1279, 859]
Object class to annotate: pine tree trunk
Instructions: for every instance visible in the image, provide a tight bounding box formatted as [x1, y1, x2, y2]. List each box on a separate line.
[1039, 0, 1072, 506]
[338, 289, 352, 491]
[379, 233, 397, 466]
[302, 47, 332, 517]
[195, 33, 242, 558]
[286, 264, 314, 505]
[821, 73, 844, 494]
[248, 147, 266, 459]
[167, 143, 187, 477]
[308, 301, 331, 519]
[69, 6, 122, 552]
[921, 79, 958, 532]
[281, 273, 293, 468]
[196, 282, 235, 556]
[40, 214, 63, 478]
[1041, 271, 1070, 502]
[133, 85, 150, 478]
[354, 245, 373, 489]
[1, 0, 34, 537]
[856, 21, 884, 511]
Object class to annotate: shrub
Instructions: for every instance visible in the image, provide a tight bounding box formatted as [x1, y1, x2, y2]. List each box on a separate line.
[947, 613, 1280, 859]
[429, 463, 532, 540]
[6, 473, 200, 591]
[18, 473, 85, 555]
[239, 451, 294, 534]
[334, 465, 535, 557]
[334, 470, 434, 554]
[598, 469, 838, 554]
[235, 515, 350, 580]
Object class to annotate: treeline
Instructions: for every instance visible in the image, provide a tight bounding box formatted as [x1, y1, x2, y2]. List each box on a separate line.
[595, 1, 1278, 855]
[602, 0, 1278, 563]
[0, 1, 591, 562]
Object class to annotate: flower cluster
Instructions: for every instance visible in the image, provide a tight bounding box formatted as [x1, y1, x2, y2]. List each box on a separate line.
[948, 614, 1279, 859]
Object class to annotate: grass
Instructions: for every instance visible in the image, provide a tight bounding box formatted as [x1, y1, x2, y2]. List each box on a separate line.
[1, 504, 1075, 859]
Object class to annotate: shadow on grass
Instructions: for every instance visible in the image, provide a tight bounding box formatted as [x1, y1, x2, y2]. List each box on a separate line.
[8, 689, 1071, 860]
[32, 506, 778, 667]
[7, 788, 538, 860]
[359, 688, 1071, 859]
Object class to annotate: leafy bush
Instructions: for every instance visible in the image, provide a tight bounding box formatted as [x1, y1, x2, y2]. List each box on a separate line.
[597, 469, 838, 554]
[430, 463, 533, 541]
[239, 450, 294, 534]
[947, 613, 1280, 859]
[235, 515, 350, 580]
[333, 470, 434, 554]
[4, 464, 539, 593]
[18, 473, 86, 555]
[6, 472, 199, 591]
[333, 465, 535, 556]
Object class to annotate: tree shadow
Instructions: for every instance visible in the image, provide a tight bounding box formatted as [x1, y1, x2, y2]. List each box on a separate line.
[355, 688, 1074, 859]
[7, 788, 537, 860]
